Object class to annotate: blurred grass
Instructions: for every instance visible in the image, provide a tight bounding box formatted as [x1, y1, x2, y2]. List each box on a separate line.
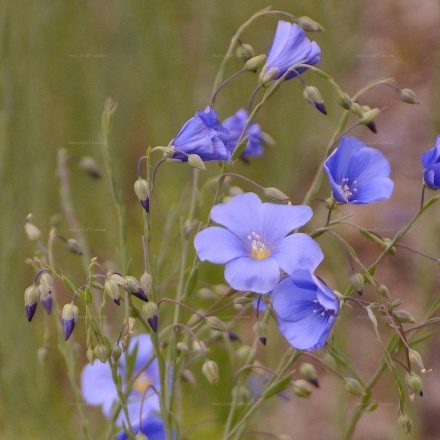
[0, 1, 439, 439]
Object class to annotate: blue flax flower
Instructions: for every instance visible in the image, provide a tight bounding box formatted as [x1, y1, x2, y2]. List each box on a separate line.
[272, 270, 339, 351]
[223, 109, 263, 158]
[194, 193, 323, 294]
[81, 334, 165, 439]
[421, 135, 440, 189]
[261, 20, 321, 81]
[324, 136, 394, 204]
[171, 106, 231, 161]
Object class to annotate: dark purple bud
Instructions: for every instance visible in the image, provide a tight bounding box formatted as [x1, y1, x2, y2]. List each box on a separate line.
[259, 336, 267, 346]
[63, 318, 76, 340]
[228, 331, 240, 342]
[133, 288, 148, 302]
[148, 316, 158, 333]
[26, 303, 37, 322]
[315, 102, 327, 115]
[144, 302, 158, 333]
[367, 121, 377, 133]
[42, 294, 53, 314]
[140, 198, 150, 213]
[62, 304, 79, 340]
[113, 297, 121, 306]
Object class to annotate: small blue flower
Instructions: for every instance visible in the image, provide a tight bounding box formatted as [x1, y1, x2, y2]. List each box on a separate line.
[194, 193, 323, 294]
[272, 270, 339, 351]
[262, 20, 321, 81]
[171, 106, 231, 161]
[81, 335, 162, 438]
[421, 135, 440, 189]
[324, 136, 394, 204]
[116, 416, 166, 440]
[223, 109, 263, 158]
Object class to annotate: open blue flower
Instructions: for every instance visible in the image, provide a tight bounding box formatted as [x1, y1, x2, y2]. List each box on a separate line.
[194, 193, 323, 294]
[262, 20, 321, 81]
[272, 270, 339, 351]
[324, 136, 394, 204]
[223, 109, 263, 158]
[171, 106, 231, 161]
[421, 135, 440, 189]
[81, 334, 163, 438]
[116, 416, 166, 440]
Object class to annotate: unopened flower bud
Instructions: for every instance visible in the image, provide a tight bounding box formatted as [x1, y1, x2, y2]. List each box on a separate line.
[94, 344, 109, 363]
[181, 369, 197, 386]
[177, 342, 189, 353]
[38, 284, 53, 314]
[303, 86, 327, 115]
[125, 276, 148, 302]
[349, 273, 364, 292]
[192, 340, 207, 352]
[337, 93, 352, 109]
[292, 379, 313, 398]
[236, 345, 256, 362]
[409, 349, 426, 373]
[253, 321, 267, 345]
[378, 284, 391, 299]
[25, 222, 41, 241]
[197, 287, 215, 300]
[233, 384, 251, 402]
[206, 316, 228, 333]
[79, 156, 101, 178]
[140, 272, 152, 296]
[143, 302, 158, 332]
[134, 178, 150, 213]
[62, 303, 79, 340]
[406, 372, 423, 396]
[188, 154, 206, 170]
[104, 278, 121, 303]
[398, 410, 412, 434]
[66, 238, 83, 255]
[202, 359, 219, 384]
[399, 88, 419, 105]
[86, 348, 95, 364]
[259, 66, 279, 85]
[244, 54, 266, 72]
[111, 344, 122, 361]
[392, 309, 416, 323]
[135, 434, 148, 440]
[344, 377, 364, 396]
[360, 108, 380, 126]
[24, 285, 40, 321]
[297, 16, 324, 32]
[261, 132, 276, 148]
[263, 187, 290, 202]
[299, 362, 319, 388]
[236, 43, 255, 62]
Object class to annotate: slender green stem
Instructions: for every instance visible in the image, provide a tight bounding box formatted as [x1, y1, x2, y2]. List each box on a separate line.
[210, 68, 246, 106]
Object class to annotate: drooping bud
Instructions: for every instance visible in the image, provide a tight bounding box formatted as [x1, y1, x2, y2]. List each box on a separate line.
[406, 372, 423, 397]
[104, 278, 121, 304]
[94, 344, 109, 363]
[399, 88, 419, 105]
[143, 301, 158, 332]
[263, 187, 290, 202]
[392, 309, 416, 323]
[181, 369, 197, 386]
[337, 93, 352, 110]
[125, 275, 148, 302]
[349, 273, 364, 292]
[344, 377, 365, 396]
[299, 362, 319, 388]
[244, 54, 266, 72]
[134, 178, 150, 213]
[24, 285, 40, 321]
[398, 409, 412, 434]
[253, 320, 267, 345]
[188, 154, 206, 170]
[378, 284, 391, 299]
[303, 85, 327, 115]
[259, 65, 279, 85]
[86, 348, 95, 364]
[79, 156, 101, 178]
[360, 108, 380, 128]
[292, 379, 313, 398]
[111, 344, 123, 361]
[297, 16, 324, 32]
[140, 272, 152, 296]
[66, 238, 83, 255]
[206, 316, 228, 333]
[202, 359, 219, 384]
[236, 43, 255, 62]
[236, 345, 256, 363]
[25, 222, 41, 241]
[177, 342, 189, 353]
[197, 287, 216, 300]
[62, 303, 79, 340]
[409, 349, 427, 373]
[38, 284, 53, 314]
[233, 384, 251, 402]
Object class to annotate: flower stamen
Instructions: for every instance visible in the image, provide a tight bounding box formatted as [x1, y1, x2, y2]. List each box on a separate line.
[247, 232, 271, 260]
[133, 373, 152, 394]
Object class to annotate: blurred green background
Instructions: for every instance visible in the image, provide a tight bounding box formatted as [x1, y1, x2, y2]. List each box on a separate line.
[1, 0, 439, 439]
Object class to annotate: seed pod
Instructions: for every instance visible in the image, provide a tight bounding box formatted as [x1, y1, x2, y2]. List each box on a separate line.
[392, 309, 416, 323]
[378, 284, 391, 299]
[188, 154, 206, 170]
[349, 273, 364, 292]
[86, 348, 95, 364]
[202, 359, 219, 384]
[344, 377, 364, 396]
[263, 187, 290, 202]
[399, 88, 419, 104]
[236, 43, 255, 62]
[409, 349, 426, 373]
[406, 372, 423, 396]
[398, 410, 412, 434]
[94, 344, 109, 363]
[297, 16, 324, 32]
[244, 54, 266, 72]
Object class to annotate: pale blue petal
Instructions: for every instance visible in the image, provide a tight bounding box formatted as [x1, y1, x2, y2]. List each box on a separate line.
[271, 233, 323, 275]
[421, 135, 440, 167]
[194, 227, 247, 264]
[351, 176, 394, 204]
[424, 163, 440, 189]
[224, 256, 280, 293]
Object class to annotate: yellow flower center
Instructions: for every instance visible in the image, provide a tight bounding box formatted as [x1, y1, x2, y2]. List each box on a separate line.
[133, 373, 152, 394]
[248, 232, 271, 260]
